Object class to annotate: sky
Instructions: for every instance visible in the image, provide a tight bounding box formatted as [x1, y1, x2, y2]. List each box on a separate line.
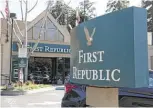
[0, 0, 142, 21]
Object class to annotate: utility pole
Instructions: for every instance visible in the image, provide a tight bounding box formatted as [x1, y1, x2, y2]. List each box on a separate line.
[24, 0, 28, 82]
[9, 13, 16, 84]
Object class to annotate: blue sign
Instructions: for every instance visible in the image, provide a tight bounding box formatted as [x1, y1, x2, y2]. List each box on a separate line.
[12, 42, 70, 54]
[70, 7, 149, 88]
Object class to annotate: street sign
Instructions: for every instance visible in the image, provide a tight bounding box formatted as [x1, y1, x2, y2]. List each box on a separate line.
[18, 48, 27, 58]
[18, 58, 27, 68]
[70, 7, 149, 88]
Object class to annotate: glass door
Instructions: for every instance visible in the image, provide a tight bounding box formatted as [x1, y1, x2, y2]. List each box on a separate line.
[56, 58, 70, 84]
[56, 58, 64, 84]
[28, 57, 52, 84]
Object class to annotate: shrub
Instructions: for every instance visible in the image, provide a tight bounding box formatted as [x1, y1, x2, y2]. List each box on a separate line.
[25, 81, 33, 86]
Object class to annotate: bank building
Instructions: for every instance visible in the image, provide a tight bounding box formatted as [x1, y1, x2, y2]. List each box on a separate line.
[0, 10, 153, 85]
[0, 10, 70, 85]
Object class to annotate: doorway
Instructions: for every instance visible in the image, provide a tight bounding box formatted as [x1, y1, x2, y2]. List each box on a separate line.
[28, 57, 70, 84]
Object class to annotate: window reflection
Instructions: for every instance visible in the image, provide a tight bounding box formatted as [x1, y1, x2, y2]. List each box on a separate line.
[47, 17, 56, 29]
[28, 57, 70, 84]
[35, 18, 43, 27]
[46, 29, 57, 40]
[33, 27, 45, 40]
[56, 58, 70, 83]
[31, 18, 64, 42]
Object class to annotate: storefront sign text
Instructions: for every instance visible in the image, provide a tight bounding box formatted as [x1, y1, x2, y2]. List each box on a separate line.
[13, 42, 70, 54]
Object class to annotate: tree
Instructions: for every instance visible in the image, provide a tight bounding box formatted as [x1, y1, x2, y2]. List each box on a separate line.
[48, 0, 68, 25]
[142, 0, 153, 32]
[47, 0, 96, 30]
[78, 0, 96, 21]
[67, 0, 96, 30]
[106, 0, 130, 13]
[0, 0, 39, 83]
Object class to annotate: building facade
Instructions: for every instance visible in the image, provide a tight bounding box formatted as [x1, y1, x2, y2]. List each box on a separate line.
[0, 10, 70, 85]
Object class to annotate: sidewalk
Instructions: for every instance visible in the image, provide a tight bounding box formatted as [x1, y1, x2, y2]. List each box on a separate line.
[1, 85, 64, 96]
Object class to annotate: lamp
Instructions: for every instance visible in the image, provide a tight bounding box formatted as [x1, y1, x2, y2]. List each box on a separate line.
[9, 13, 16, 84]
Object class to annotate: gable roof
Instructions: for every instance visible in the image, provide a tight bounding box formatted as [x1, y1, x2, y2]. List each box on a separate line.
[21, 10, 70, 43]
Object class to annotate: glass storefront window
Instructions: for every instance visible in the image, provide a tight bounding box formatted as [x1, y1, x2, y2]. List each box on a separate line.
[31, 17, 64, 42]
[35, 18, 43, 27]
[46, 17, 56, 29]
[56, 58, 64, 81]
[56, 58, 70, 84]
[28, 57, 52, 84]
[45, 29, 57, 41]
[28, 57, 70, 84]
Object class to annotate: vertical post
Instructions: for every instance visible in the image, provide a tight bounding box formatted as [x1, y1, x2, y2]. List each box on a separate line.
[9, 18, 13, 84]
[6, 18, 9, 42]
[62, 58, 65, 84]
[24, 0, 28, 82]
[86, 87, 119, 107]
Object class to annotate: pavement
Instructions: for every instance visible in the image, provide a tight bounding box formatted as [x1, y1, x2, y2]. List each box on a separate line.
[1, 87, 65, 108]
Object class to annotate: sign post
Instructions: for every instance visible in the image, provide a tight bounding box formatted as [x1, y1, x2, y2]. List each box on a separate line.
[86, 87, 118, 107]
[18, 58, 27, 68]
[18, 48, 27, 83]
[70, 7, 148, 107]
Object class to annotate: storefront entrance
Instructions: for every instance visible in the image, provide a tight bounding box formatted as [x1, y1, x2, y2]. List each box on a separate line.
[28, 57, 70, 84]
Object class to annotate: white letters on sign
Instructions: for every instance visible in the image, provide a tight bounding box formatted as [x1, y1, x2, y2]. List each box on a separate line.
[73, 50, 121, 82]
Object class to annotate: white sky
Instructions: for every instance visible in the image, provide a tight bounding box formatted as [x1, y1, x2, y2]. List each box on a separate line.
[0, 0, 142, 21]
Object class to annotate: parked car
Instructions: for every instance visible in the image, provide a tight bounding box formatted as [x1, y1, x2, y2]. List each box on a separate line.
[61, 70, 153, 107]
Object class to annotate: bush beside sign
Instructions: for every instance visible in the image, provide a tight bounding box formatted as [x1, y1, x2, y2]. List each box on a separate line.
[70, 7, 149, 88]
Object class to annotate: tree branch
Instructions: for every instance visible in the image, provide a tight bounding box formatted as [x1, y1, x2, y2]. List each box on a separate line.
[0, 11, 6, 19]
[19, 0, 24, 21]
[14, 20, 24, 37]
[1, 17, 22, 46]
[13, 27, 23, 46]
[56, 0, 72, 21]
[27, 0, 38, 13]
[23, 0, 26, 4]
[24, 0, 28, 48]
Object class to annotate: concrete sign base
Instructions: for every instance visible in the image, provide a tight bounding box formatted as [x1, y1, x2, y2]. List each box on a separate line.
[86, 87, 118, 107]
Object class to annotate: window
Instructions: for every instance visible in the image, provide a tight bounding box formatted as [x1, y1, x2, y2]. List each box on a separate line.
[45, 29, 57, 40]
[46, 18, 56, 29]
[35, 19, 43, 27]
[32, 18, 64, 42]
[33, 27, 45, 40]
[64, 58, 70, 73]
